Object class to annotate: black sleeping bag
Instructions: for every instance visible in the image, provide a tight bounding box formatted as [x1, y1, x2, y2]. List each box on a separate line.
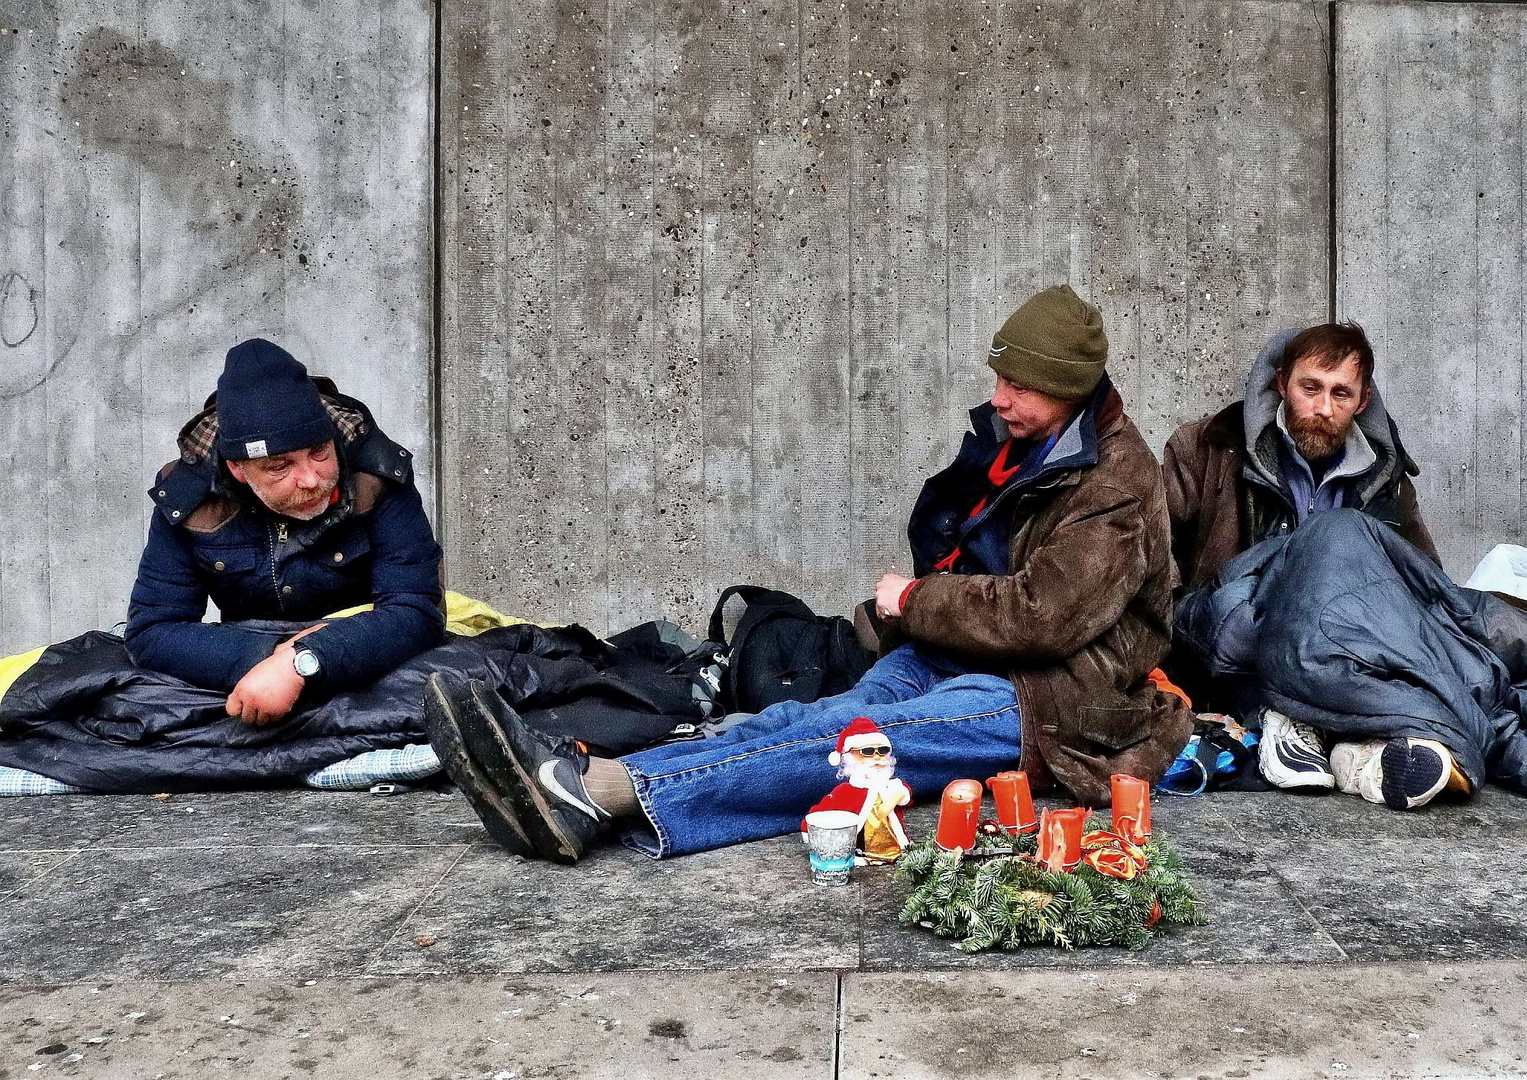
[1175, 508, 1527, 793]
[0, 621, 712, 793]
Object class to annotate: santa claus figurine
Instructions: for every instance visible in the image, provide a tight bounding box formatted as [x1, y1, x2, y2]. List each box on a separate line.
[802, 717, 912, 864]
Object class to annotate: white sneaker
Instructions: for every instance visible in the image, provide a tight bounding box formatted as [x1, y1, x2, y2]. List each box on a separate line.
[1330, 740, 1386, 803]
[1257, 709, 1335, 790]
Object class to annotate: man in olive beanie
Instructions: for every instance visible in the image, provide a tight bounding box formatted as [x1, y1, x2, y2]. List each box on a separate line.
[427, 284, 1191, 866]
[987, 283, 1109, 401]
[126, 338, 444, 726]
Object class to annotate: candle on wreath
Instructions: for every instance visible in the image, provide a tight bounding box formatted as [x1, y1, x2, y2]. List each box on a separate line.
[1037, 807, 1088, 872]
[934, 779, 984, 851]
[985, 770, 1037, 834]
[1110, 773, 1152, 846]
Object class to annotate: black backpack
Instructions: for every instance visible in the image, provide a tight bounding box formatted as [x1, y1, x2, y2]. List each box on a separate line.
[707, 586, 877, 715]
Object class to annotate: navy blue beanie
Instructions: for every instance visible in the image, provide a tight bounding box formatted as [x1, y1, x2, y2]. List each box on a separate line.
[215, 338, 335, 461]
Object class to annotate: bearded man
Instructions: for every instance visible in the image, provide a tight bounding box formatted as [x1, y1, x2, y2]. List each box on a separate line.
[1163, 322, 1436, 590]
[125, 338, 444, 726]
[1163, 323, 1441, 797]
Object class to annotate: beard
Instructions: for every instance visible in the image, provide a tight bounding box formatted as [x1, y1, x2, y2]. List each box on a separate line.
[265, 482, 337, 521]
[840, 756, 896, 789]
[1286, 412, 1348, 464]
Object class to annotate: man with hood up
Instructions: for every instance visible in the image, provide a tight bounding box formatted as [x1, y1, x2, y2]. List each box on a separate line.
[1163, 322, 1446, 803]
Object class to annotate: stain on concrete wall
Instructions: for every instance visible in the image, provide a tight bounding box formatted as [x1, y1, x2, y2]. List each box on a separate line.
[0, 1, 432, 652]
[438, 0, 1331, 634]
[1337, 1, 1526, 580]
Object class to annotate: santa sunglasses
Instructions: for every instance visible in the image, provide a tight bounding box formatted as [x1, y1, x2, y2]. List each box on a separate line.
[849, 745, 893, 758]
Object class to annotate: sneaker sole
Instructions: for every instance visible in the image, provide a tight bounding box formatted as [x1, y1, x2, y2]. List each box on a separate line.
[1380, 739, 1451, 810]
[422, 675, 534, 857]
[455, 680, 589, 865]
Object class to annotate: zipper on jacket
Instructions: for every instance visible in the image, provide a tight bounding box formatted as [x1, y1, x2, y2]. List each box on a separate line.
[267, 521, 287, 615]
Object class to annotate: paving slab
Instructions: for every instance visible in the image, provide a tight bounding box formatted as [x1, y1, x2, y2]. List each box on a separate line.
[1211, 785, 1517, 843]
[1262, 837, 1527, 963]
[369, 833, 863, 975]
[79, 789, 488, 851]
[0, 796, 125, 853]
[0, 852, 82, 901]
[0, 973, 837, 1079]
[841, 962, 1527, 1080]
[0, 845, 471, 983]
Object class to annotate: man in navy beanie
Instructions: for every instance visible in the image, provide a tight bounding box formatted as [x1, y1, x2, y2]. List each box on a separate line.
[125, 338, 444, 725]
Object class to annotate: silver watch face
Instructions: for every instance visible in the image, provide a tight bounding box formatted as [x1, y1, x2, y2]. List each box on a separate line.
[294, 650, 320, 678]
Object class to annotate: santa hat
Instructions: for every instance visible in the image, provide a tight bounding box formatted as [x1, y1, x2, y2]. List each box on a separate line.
[828, 717, 890, 766]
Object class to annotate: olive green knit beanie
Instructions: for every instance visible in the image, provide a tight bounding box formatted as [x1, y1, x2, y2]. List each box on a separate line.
[987, 285, 1109, 401]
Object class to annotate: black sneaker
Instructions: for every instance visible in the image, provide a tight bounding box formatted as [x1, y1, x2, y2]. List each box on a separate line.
[422, 673, 534, 857]
[452, 679, 601, 865]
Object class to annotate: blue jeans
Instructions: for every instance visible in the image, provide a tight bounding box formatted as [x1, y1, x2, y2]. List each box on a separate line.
[618, 643, 1022, 858]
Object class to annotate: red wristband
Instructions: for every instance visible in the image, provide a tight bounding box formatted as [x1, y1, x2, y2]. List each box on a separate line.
[898, 578, 921, 615]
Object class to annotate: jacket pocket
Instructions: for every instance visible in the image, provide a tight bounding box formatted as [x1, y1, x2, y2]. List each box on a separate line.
[1075, 705, 1152, 752]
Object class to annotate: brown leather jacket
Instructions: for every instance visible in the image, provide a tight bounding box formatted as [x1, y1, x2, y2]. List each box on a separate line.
[897, 385, 1194, 806]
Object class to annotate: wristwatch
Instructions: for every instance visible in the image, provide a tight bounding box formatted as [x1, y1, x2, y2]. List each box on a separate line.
[293, 648, 321, 679]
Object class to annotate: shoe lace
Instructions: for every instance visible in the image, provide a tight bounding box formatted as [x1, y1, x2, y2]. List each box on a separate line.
[1288, 720, 1325, 754]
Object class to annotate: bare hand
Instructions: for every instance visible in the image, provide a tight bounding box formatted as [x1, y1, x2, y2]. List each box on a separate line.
[227, 644, 305, 726]
[874, 574, 915, 620]
[287, 622, 328, 644]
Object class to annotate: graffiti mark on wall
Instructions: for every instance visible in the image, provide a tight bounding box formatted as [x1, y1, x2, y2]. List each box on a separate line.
[0, 271, 38, 348]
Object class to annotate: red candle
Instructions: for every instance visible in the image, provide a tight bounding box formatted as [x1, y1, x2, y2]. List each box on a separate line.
[1037, 807, 1088, 872]
[1110, 773, 1152, 846]
[986, 770, 1037, 834]
[934, 779, 984, 851]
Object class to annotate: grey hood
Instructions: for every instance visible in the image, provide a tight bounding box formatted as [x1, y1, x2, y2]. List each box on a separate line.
[1240, 327, 1416, 505]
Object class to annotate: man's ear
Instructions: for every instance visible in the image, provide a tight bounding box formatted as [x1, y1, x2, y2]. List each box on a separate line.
[226, 458, 248, 484]
[1273, 368, 1289, 401]
[1356, 383, 1373, 416]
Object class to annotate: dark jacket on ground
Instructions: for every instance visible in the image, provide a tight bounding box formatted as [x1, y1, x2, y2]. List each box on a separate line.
[125, 381, 444, 694]
[1163, 328, 1437, 591]
[896, 378, 1194, 806]
[1175, 509, 1527, 795]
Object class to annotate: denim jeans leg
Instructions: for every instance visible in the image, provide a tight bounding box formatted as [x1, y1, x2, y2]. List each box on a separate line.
[618, 642, 947, 773]
[619, 656, 1020, 858]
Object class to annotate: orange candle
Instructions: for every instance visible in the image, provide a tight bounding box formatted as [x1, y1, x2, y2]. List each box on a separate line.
[1110, 773, 1152, 845]
[934, 779, 984, 851]
[1037, 807, 1088, 872]
[986, 770, 1037, 834]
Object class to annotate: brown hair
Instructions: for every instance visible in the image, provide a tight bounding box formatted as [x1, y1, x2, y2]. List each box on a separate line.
[1279, 322, 1375, 388]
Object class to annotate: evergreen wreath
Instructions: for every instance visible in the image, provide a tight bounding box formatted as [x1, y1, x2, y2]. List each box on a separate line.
[897, 817, 1206, 951]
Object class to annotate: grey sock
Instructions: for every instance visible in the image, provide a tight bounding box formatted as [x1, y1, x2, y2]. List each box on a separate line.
[584, 756, 639, 819]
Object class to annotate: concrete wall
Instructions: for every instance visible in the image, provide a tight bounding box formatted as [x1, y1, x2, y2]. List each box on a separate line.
[1337, 1, 1526, 579]
[4, 0, 1523, 650]
[0, 0, 433, 651]
[438, 0, 1331, 634]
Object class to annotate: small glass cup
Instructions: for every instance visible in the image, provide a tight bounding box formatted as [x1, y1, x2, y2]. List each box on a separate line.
[805, 809, 859, 886]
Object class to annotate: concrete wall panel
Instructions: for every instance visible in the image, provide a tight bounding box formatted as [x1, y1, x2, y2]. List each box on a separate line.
[0, 1, 432, 652]
[1337, 2, 1526, 579]
[440, 0, 1331, 633]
